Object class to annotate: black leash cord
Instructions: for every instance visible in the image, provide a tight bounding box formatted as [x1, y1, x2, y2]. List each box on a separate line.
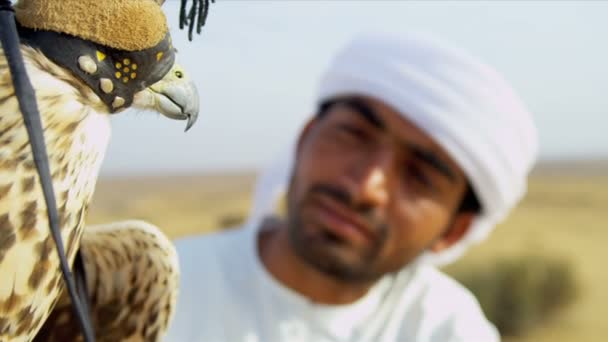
[0, 1, 96, 341]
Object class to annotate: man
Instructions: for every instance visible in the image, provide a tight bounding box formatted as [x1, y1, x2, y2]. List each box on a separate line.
[166, 31, 538, 341]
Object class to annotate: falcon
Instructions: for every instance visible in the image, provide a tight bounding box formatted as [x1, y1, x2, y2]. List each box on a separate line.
[0, 0, 203, 340]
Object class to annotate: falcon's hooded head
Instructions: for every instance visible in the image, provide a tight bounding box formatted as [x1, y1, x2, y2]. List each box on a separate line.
[14, 0, 200, 130]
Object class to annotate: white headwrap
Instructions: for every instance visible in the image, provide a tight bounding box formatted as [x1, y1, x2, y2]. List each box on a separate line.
[248, 31, 538, 266]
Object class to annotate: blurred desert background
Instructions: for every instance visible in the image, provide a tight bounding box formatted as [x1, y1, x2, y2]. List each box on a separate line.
[86, 161, 608, 341]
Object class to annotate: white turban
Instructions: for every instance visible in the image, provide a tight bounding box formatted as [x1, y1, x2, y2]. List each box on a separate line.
[248, 31, 538, 266]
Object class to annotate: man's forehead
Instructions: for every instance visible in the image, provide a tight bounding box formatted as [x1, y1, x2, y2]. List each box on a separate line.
[323, 95, 441, 147]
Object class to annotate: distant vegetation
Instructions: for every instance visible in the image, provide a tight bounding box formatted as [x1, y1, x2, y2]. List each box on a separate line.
[448, 255, 578, 336]
[218, 213, 246, 229]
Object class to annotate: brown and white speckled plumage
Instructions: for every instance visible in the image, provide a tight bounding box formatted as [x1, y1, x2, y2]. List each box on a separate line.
[34, 221, 179, 342]
[0, 45, 110, 341]
[0, 44, 190, 341]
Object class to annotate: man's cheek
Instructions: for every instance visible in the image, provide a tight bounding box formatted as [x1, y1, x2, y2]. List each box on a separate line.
[381, 232, 422, 267]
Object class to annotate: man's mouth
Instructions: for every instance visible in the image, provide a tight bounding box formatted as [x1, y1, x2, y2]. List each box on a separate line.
[311, 195, 376, 245]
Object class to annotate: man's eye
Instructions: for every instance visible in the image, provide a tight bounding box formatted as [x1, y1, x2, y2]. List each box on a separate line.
[406, 164, 435, 190]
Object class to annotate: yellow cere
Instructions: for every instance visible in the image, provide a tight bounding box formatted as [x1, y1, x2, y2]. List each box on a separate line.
[115, 71, 122, 79]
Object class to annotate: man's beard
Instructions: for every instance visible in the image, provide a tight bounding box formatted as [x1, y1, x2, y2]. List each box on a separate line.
[286, 182, 390, 284]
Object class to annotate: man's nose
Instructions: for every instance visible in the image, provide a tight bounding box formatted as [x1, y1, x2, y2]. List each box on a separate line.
[347, 151, 391, 209]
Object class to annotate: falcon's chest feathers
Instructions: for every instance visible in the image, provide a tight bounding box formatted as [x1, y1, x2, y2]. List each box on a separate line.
[0, 46, 111, 340]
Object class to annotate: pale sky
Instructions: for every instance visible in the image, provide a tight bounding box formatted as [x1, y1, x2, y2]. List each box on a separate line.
[101, 0, 608, 176]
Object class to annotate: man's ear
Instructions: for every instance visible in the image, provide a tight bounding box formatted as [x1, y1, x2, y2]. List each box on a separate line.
[429, 212, 476, 253]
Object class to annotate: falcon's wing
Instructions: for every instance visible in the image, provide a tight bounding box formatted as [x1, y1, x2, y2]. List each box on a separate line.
[34, 221, 180, 342]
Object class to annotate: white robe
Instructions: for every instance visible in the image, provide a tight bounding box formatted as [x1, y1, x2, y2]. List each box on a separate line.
[165, 221, 500, 342]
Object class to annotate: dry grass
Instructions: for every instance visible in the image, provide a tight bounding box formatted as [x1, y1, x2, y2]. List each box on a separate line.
[87, 164, 608, 341]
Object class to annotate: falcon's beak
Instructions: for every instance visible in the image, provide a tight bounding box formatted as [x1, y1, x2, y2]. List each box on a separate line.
[147, 63, 200, 131]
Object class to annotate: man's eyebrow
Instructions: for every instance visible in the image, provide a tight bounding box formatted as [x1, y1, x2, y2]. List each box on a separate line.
[409, 144, 457, 182]
[341, 98, 386, 130]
